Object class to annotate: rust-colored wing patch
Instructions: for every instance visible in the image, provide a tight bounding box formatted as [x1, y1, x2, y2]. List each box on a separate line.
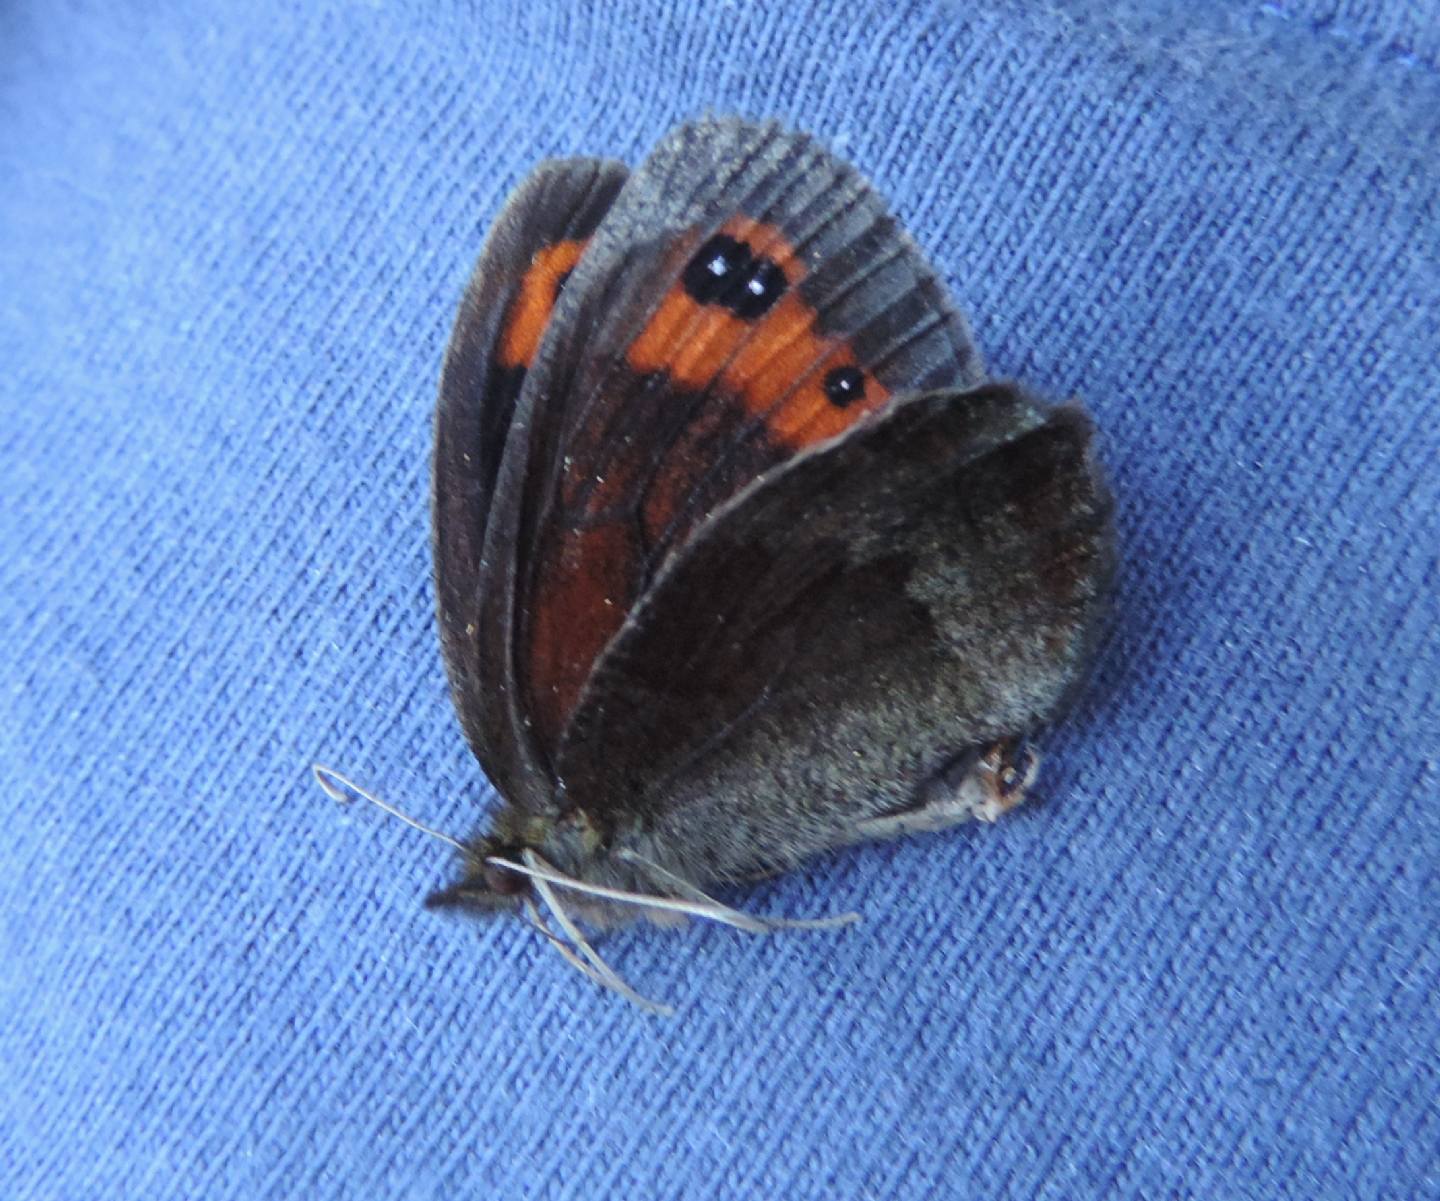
[499, 239, 588, 370]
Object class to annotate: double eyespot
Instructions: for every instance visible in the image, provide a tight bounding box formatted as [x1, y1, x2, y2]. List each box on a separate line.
[682, 233, 789, 320]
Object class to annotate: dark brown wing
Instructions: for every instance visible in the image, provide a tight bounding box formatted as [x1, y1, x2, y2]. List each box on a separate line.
[552, 383, 1114, 869]
[433, 156, 626, 807]
[477, 118, 984, 769]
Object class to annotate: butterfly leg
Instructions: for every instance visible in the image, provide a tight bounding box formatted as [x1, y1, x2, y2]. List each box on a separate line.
[856, 739, 1038, 842]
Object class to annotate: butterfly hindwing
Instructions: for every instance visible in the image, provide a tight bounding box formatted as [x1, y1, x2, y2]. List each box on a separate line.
[434, 156, 627, 807]
[553, 384, 1114, 878]
[485, 118, 986, 763]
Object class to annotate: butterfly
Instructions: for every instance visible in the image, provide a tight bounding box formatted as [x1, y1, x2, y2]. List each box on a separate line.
[330, 117, 1114, 1010]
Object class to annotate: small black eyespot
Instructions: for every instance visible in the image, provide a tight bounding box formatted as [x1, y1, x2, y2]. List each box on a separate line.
[682, 234, 787, 319]
[683, 234, 747, 302]
[823, 365, 866, 408]
[554, 269, 572, 298]
[734, 256, 787, 319]
[998, 766, 1023, 796]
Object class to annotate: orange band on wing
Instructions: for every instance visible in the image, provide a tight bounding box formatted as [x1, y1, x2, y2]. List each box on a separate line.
[626, 219, 890, 449]
[498, 239, 587, 369]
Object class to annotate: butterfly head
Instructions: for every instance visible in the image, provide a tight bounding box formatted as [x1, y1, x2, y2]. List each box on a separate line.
[422, 810, 566, 913]
[421, 807, 606, 915]
[422, 835, 535, 913]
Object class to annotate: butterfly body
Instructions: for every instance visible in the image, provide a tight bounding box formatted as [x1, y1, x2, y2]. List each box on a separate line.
[428, 118, 1113, 926]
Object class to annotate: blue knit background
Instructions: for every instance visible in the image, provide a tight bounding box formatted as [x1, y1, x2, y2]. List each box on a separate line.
[3, 2, 1437, 1197]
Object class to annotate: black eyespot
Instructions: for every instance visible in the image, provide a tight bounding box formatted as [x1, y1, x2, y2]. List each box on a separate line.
[554, 269, 572, 298]
[734, 256, 787, 319]
[683, 234, 747, 302]
[823, 365, 866, 408]
[997, 765, 1023, 797]
[682, 234, 787, 319]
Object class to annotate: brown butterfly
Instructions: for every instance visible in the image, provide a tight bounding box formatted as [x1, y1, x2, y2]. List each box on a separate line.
[329, 117, 1114, 1010]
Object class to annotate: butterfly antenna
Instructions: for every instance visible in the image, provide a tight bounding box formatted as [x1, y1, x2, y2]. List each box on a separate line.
[487, 852, 771, 932]
[618, 849, 860, 931]
[311, 764, 466, 852]
[489, 850, 859, 932]
[521, 850, 673, 1016]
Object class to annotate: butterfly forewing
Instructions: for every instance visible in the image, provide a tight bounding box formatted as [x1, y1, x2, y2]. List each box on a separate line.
[492, 119, 985, 759]
[434, 156, 627, 808]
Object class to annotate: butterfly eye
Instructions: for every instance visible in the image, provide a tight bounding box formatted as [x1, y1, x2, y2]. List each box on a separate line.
[682, 234, 787, 319]
[483, 860, 530, 896]
[823, 365, 866, 408]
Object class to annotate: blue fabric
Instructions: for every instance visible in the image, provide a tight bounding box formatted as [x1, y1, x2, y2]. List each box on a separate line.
[3, 2, 1436, 1197]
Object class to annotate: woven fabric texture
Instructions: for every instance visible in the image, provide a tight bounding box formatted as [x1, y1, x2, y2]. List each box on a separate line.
[3, 2, 1436, 1198]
